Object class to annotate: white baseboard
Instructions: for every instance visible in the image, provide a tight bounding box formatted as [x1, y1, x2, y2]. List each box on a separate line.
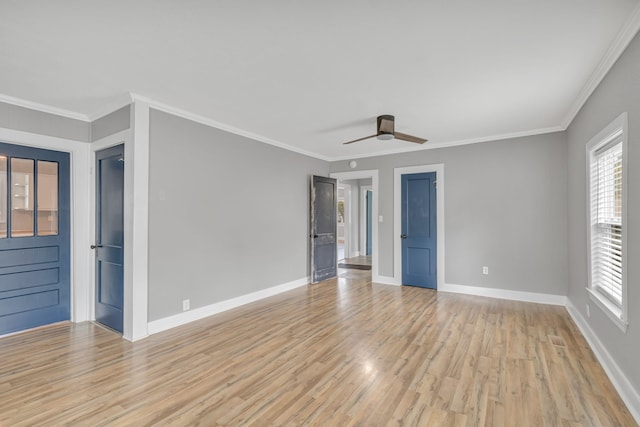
[147, 277, 309, 335]
[373, 275, 401, 286]
[566, 301, 640, 424]
[440, 283, 567, 306]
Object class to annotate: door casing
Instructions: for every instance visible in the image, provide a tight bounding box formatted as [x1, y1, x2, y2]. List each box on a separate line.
[394, 164, 445, 288]
[330, 170, 381, 282]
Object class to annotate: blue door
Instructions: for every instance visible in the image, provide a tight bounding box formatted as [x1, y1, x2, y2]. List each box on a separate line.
[311, 175, 337, 283]
[401, 172, 436, 288]
[365, 190, 372, 256]
[94, 145, 124, 333]
[0, 142, 70, 335]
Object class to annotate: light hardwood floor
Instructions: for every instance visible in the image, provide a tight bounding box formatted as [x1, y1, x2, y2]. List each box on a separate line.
[0, 270, 635, 426]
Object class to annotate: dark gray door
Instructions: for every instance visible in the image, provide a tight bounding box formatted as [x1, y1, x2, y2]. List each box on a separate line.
[94, 145, 124, 333]
[311, 175, 337, 283]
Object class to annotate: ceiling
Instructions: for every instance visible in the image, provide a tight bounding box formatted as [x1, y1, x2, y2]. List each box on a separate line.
[1, 1, 639, 160]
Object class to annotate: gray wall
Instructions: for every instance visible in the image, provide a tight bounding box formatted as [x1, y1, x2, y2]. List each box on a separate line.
[566, 32, 640, 390]
[148, 109, 329, 321]
[0, 101, 89, 142]
[90, 105, 130, 141]
[330, 132, 568, 296]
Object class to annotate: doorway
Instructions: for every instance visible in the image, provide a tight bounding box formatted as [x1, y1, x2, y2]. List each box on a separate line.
[329, 170, 379, 281]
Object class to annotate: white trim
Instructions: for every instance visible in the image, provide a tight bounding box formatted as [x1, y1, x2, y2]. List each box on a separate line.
[0, 93, 89, 122]
[585, 112, 628, 332]
[393, 164, 445, 288]
[148, 276, 309, 335]
[330, 170, 380, 282]
[587, 288, 627, 332]
[561, 5, 640, 129]
[566, 301, 640, 424]
[90, 129, 131, 325]
[0, 128, 92, 323]
[440, 283, 567, 306]
[123, 101, 150, 342]
[130, 93, 332, 162]
[373, 275, 401, 286]
[331, 126, 563, 161]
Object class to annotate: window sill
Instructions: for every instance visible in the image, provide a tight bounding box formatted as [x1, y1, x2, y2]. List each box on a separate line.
[586, 288, 628, 333]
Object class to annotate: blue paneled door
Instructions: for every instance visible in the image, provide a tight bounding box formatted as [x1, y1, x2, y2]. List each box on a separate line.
[94, 145, 124, 333]
[311, 175, 337, 283]
[401, 172, 437, 289]
[0, 142, 70, 335]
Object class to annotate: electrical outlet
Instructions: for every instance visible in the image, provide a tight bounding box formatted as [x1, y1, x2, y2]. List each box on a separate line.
[182, 299, 190, 311]
[586, 304, 590, 318]
[482, 266, 489, 275]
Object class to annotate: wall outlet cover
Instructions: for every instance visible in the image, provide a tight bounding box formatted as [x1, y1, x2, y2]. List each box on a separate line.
[182, 299, 190, 311]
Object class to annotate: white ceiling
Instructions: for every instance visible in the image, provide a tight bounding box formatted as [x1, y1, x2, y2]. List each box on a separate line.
[1, 1, 639, 160]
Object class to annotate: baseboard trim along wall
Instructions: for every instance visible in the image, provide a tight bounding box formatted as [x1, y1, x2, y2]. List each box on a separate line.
[147, 277, 309, 335]
[373, 275, 402, 286]
[566, 301, 640, 424]
[440, 283, 567, 306]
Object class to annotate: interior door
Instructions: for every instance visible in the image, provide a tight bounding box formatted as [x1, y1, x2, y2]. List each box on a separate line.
[94, 145, 124, 333]
[401, 172, 437, 288]
[0, 142, 70, 335]
[311, 175, 337, 283]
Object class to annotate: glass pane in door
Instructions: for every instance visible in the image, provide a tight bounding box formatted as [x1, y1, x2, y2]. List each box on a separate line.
[11, 158, 34, 237]
[37, 161, 58, 236]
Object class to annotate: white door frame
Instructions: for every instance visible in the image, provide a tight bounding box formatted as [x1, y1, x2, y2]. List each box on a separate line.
[330, 170, 380, 282]
[393, 164, 445, 288]
[0, 127, 92, 324]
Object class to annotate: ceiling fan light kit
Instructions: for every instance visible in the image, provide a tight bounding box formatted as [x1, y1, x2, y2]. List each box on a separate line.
[343, 115, 427, 145]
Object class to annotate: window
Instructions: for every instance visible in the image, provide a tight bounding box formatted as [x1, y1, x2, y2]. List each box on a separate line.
[587, 113, 627, 331]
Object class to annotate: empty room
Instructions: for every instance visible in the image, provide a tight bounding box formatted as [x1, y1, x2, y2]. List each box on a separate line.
[0, 1, 639, 425]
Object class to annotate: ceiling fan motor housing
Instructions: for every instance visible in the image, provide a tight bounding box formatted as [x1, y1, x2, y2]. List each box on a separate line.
[377, 115, 395, 140]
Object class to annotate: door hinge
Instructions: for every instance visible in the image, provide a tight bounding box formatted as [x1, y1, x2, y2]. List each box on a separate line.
[433, 180, 437, 188]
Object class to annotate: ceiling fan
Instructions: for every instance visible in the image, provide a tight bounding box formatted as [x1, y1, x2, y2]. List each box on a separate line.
[343, 115, 428, 145]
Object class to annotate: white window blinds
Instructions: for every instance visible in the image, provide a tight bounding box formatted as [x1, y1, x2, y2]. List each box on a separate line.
[590, 139, 623, 306]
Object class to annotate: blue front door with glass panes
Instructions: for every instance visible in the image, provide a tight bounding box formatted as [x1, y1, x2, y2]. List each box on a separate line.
[0, 142, 70, 335]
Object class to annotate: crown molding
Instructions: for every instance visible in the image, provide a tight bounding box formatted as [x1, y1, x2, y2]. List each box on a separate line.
[0, 93, 89, 122]
[561, 3, 640, 129]
[129, 93, 332, 162]
[330, 125, 564, 162]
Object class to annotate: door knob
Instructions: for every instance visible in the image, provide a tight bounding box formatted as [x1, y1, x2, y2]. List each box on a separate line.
[400, 234, 407, 239]
[90, 244, 103, 249]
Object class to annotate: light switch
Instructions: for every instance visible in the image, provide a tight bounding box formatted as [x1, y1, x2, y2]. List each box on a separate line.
[379, 215, 383, 222]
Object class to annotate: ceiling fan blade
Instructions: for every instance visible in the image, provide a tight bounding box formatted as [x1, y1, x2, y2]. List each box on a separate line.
[343, 134, 377, 145]
[394, 132, 428, 144]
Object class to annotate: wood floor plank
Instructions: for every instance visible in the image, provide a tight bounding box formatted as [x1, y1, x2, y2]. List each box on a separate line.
[0, 270, 635, 426]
